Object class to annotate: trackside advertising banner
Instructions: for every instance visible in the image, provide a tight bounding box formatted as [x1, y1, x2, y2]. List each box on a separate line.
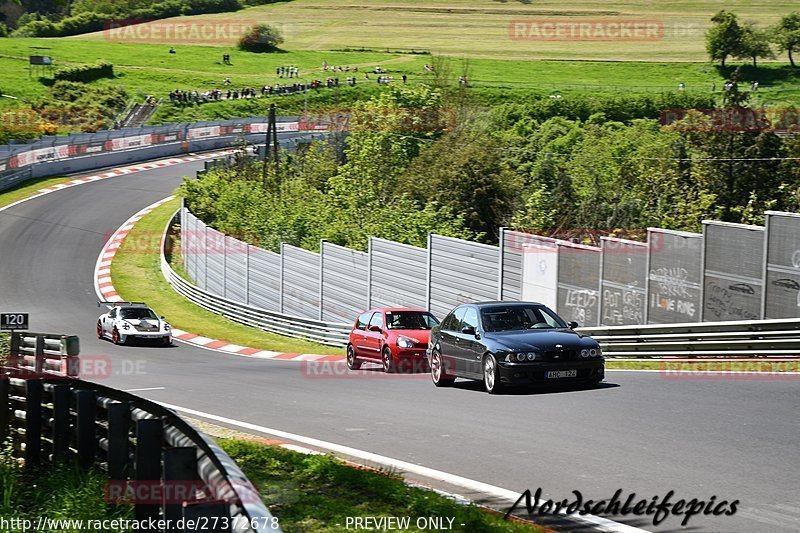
[1, 119, 302, 172]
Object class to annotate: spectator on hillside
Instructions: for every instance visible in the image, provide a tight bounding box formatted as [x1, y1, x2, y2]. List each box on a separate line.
[169, 47, 176, 54]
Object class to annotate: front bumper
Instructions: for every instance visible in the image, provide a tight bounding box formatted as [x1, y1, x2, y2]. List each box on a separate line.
[120, 331, 172, 344]
[497, 358, 604, 385]
[394, 347, 429, 371]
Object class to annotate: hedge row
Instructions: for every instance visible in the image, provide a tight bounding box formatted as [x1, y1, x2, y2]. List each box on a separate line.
[54, 63, 114, 83]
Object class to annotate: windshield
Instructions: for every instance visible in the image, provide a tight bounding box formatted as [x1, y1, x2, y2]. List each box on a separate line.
[480, 305, 567, 332]
[120, 308, 158, 320]
[385, 311, 439, 330]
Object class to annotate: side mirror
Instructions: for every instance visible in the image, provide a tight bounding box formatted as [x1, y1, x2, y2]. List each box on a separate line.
[568, 321, 579, 329]
[461, 325, 476, 336]
[369, 325, 382, 333]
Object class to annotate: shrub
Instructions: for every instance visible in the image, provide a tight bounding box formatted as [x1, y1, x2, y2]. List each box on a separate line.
[12, 12, 106, 37]
[237, 23, 283, 53]
[54, 63, 114, 83]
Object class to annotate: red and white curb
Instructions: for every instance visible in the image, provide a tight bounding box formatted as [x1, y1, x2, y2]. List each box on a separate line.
[38, 151, 235, 194]
[93, 196, 344, 364]
[0, 151, 236, 218]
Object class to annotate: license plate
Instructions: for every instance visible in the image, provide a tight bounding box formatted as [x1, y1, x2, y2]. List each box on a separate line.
[545, 370, 577, 379]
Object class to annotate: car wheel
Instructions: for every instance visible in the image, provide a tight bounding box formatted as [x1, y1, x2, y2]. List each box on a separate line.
[483, 353, 504, 394]
[346, 344, 362, 370]
[111, 327, 121, 345]
[163, 337, 172, 347]
[382, 347, 396, 373]
[430, 350, 455, 387]
[97, 320, 103, 339]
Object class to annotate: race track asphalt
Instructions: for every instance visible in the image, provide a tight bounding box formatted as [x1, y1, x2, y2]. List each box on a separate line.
[0, 157, 798, 533]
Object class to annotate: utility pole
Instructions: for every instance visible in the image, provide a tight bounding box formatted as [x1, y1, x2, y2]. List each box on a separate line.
[261, 103, 280, 194]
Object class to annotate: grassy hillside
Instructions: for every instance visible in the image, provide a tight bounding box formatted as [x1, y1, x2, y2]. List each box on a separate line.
[1, 37, 799, 110]
[72, 0, 798, 61]
[1, 0, 798, 125]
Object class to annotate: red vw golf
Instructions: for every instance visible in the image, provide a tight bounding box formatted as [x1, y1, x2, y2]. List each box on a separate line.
[347, 308, 439, 373]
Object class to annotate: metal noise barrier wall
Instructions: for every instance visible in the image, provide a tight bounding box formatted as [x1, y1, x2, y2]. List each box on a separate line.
[647, 229, 703, 324]
[183, 209, 205, 290]
[248, 246, 281, 312]
[517, 234, 561, 310]
[205, 227, 226, 297]
[321, 241, 368, 322]
[702, 221, 764, 322]
[499, 229, 536, 301]
[556, 242, 601, 327]
[428, 234, 499, 319]
[599, 238, 647, 326]
[281, 244, 320, 319]
[368, 237, 427, 310]
[764, 211, 800, 319]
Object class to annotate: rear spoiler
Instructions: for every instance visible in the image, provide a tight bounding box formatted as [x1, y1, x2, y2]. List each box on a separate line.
[97, 301, 147, 308]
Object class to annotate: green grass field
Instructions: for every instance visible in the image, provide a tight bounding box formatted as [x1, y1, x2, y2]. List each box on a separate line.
[2, 36, 799, 113]
[2, 0, 800, 115]
[73, 0, 795, 62]
[110, 197, 344, 355]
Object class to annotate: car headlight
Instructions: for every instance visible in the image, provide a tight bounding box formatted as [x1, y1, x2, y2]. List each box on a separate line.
[397, 336, 414, 348]
[164, 324, 171, 331]
[580, 349, 589, 358]
[589, 348, 597, 357]
[527, 352, 537, 361]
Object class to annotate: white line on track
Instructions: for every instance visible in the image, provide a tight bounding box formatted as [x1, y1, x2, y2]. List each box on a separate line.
[123, 387, 166, 392]
[157, 402, 651, 533]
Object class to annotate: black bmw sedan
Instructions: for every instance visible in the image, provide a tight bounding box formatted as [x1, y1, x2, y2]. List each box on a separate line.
[427, 301, 604, 393]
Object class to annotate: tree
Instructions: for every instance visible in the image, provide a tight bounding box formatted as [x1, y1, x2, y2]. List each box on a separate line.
[237, 24, 283, 53]
[774, 12, 800, 67]
[737, 23, 775, 67]
[706, 10, 744, 67]
[399, 129, 521, 243]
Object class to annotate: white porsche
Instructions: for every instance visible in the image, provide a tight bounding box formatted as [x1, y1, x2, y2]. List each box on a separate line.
[97, 302, 173, 346]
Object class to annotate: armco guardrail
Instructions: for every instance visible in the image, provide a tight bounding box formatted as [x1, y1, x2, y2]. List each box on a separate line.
[162, 213, 350, 346]
[578, 318, 800, 357]
[0, 115, 326, 193]
[7, 332, 80, 377]
[0, 375, 280, 532]
[164, 207, 800, 356]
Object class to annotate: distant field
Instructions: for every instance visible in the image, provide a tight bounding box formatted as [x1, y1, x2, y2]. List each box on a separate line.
[1, 0, 798, 122]
[2, 37, 799, 111]
[73, 0, 798, 61]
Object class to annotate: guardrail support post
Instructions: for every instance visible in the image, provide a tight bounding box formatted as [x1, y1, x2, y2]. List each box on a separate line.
[52, 384, 71, 460]
[75, 389, 97, 469]
[164, 447, 198, 522]
[183, 503, 230, 532]
[0, 377, 9, 442]
[135, 418, 164, 522]
[107, 402, 130, 480]
[24, 379, 42, 467]
[34, 335, 45, 376]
